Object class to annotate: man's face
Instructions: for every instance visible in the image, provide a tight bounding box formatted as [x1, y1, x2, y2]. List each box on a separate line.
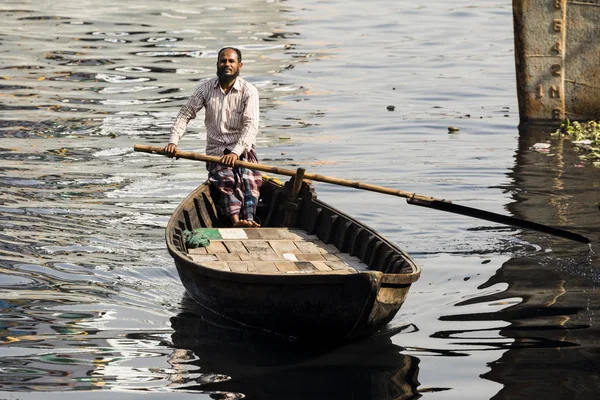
[217, 49, 242, 81]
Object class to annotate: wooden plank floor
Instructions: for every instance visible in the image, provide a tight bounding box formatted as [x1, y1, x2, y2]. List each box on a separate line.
[184, 228, 370, 275]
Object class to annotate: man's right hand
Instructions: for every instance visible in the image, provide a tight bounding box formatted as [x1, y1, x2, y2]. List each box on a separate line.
[164, 143, 178, 158]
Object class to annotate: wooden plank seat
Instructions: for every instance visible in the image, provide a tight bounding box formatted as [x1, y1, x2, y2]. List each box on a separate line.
[184, 228, 369, 275]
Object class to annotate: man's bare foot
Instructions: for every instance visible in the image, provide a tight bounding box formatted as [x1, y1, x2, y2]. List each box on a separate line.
[232, 219, 260, 227]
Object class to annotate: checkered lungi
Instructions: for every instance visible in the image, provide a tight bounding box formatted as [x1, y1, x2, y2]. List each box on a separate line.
[206, 148, 262, 222]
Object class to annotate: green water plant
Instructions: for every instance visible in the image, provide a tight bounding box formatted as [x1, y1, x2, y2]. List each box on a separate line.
[553, 119, 600, 166]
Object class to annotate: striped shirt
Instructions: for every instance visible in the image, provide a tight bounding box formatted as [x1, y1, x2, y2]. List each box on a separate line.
[168, 76, 259, 156]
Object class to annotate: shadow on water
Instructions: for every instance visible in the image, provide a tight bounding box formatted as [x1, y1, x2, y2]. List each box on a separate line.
[480, 258, 600, 399]
[169, 295, 422, 400]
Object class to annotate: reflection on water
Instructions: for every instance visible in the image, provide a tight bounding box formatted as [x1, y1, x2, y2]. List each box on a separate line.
[1, 0, 599, 399]
[169, 297, 421, 399]
[478, 125, 600, 400]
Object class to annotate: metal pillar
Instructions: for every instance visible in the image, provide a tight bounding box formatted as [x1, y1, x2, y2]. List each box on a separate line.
[513, 0, 600, 124]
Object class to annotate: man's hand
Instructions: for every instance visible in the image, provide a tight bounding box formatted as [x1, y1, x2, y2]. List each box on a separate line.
[164, 143, 178, 158]
[220, 152, 239, 167]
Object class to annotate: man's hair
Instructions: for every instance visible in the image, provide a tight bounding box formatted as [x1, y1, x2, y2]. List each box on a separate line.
[217, 47, 242, 62]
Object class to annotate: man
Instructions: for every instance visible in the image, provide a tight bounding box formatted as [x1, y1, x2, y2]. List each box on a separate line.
[164, 47, 261, 227]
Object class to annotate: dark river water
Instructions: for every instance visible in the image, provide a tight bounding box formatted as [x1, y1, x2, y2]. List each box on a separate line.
[1, 0, 599, 399]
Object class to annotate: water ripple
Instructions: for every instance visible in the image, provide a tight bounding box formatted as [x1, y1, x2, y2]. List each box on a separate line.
[1, 0, 598, 398]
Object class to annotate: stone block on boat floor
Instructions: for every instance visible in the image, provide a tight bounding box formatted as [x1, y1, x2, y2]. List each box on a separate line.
[313, 240, 339, 254]
[202, 261, 230, 271]
[257, 253, 292, 262]
[296, 253, 326, 261]
[216, 253, 242, 261]
[243, 241, 275, 253]
[206, 242, 228, 254]
[326, 261, 356, 271]
[288, 230, 318, 240]
[322, 253, 342, 261]
[228, 261, 253, 273]
[249, 261, 277, 273]
[311, 261, 333, 271]
[337, 253, 369, 271]
[256, 228, 294, 240]
[190, 254, 219, 262]
[294, 241, 321, 254]
[282, 253, 298, 261]
[223, 241, 248, 253]
[274, 261, 299, 272]
[296, 261, 316, 271]
[240, 253, 292, 261]
[269, 240, 299, 254]
[188, 247, 208, 254]
[218, 228, 248, 239]
[243, 229, 262, 240]
[238, 253, 288, 262]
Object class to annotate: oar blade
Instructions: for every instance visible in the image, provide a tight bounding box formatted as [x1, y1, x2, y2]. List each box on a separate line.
[409, 198, 590, 244]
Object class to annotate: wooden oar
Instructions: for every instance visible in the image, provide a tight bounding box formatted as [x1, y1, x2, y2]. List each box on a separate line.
[134, 144, 590, 244]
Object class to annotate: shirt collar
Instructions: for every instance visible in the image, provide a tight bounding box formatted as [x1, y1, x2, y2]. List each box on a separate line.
[232, 78, 242, 91]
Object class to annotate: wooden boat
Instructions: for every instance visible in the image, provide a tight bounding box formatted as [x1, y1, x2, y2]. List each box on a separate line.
[166, 175, 421, 344]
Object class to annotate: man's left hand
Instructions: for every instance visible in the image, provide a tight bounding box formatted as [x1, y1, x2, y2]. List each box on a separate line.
[221, 153, 239, 167]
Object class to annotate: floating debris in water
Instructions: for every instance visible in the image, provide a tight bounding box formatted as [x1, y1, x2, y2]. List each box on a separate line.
[531, 142, 551, 153]
[386, 105, 395, 111]
[448, 126, 459, 133]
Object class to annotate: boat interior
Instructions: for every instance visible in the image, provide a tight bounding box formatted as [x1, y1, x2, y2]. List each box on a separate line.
[170, 176, 417, 278]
